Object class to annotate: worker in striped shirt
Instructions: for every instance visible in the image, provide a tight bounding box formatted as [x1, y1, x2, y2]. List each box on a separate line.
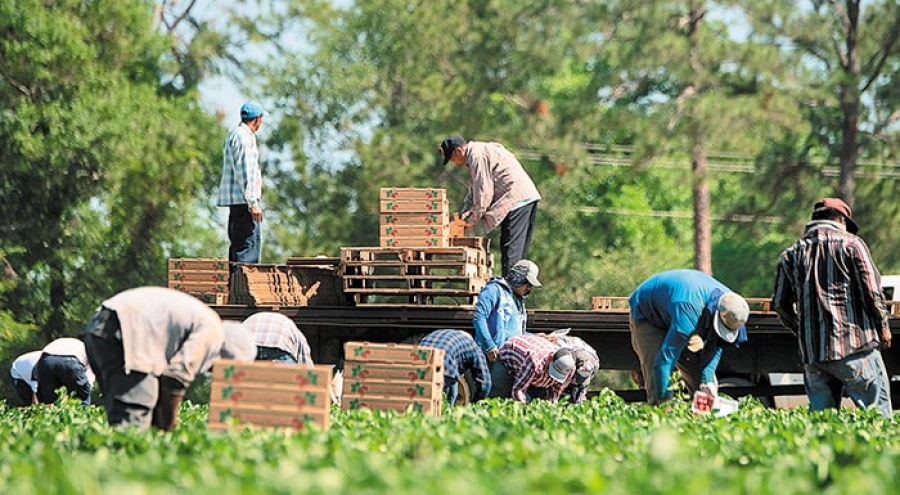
[497, 333, 576, 404]
[419, 329, 491, 406]
[773, 197, 892, 417]
[241, 312, 313, 364]
[557, 334, 600, 404]
[217, 101, 265, 281]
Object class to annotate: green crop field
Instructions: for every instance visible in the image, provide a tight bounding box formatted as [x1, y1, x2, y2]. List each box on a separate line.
[0, 391, 897, 495]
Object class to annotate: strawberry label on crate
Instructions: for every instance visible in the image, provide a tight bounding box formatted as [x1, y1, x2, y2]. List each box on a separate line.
[380, 200, 447, 213]
[381, 225, 446, 237]
[341, 395, 441, 415]
[345, 362, 441, 382]
[169, 258, 229, 271]
[380, 213, 447, 226]
[344, 342, 441, 364]
[214, 361, 332, 388]
[344, 379, 440, 398]
[380, 237, 444, 248]
[380, 188, 446, 201]
[213, 382, 330, 408]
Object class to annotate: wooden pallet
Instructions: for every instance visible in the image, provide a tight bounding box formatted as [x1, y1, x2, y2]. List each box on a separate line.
[349, 293, 478, 307]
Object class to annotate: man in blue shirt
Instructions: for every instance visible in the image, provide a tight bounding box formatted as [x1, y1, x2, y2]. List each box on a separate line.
[473, 259, 542, 397]
[629, 269, 749, 405]
[217, 101, 265, 281]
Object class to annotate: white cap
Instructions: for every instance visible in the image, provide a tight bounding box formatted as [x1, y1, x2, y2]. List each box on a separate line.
[713, 292, 749, 343]
[548, 348, 575, 382]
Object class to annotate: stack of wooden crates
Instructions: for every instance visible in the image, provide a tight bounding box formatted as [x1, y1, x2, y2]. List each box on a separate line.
[167, 258, 229, 304]
[208, 359, 333, 431]
[341, 341, 444, 416]
[379, 187, 451, 248]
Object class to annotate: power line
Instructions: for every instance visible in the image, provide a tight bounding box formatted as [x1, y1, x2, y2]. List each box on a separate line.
[574, 207, 787, 224]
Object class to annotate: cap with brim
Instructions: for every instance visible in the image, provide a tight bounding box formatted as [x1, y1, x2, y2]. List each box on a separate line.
[240, 101, 265, 120]
[548, 349, 575, 382]
[813, 197, 858, 234]
[439, 136, 466, 165]
[713, 292, 749, 344]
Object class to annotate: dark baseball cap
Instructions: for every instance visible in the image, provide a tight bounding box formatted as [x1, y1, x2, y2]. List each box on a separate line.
[439, 136, 466, 165]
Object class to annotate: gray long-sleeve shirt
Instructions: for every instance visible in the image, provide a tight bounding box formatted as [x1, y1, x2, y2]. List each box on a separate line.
[460, 141, 541, 232]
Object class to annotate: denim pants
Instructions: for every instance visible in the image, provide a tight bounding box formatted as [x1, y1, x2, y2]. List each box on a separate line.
[804, 348, 892, 418]
[228, 205, 261, 275]
[256, 346, 297, 363]
[444, 379, 459, 407]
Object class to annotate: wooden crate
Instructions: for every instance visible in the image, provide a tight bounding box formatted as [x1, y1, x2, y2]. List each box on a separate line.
[341, 394, 442, 416]
[379, 236, 448, 248]
[168, 258, 229, 272]
[380, 212, 449, 226]
[380, 225, 450, 238]
[169, 281, 229, 294]
[212, 360, 333, 388]
[344, 342, 444, 365]
[343, 378, 443, 399]
[343, 361, 443, 382]
[168, 270, 230, 283]
[380, 187, 447, 201]
[208, 403, 330, 431]
[379, 199, 449, 214]
[590, 296, 631, 312]
[208, 360, 332, 432]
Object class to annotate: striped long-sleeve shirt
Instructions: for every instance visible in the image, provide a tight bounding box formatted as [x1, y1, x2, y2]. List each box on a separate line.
[242, 312, 312, 364]
[499, 334, 573, 403]
[419, 329, 491, 402]
[216, 123, 262, 208]
[773, 220, 888, 364]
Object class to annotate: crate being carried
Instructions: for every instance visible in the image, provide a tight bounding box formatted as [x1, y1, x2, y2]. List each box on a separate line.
[167, 258, 229, 304]
[379, 188, 450, 248]
[341, 341, 444, 416]
[208, 359, 333, 431]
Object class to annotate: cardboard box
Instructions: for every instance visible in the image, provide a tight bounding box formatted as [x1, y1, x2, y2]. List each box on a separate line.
[168, 258, 229, 271]
[380, 212, 449, 226]
[343, 378, 443, 399]
[341, 394, 442, 416]
[379, 236, 448, 248]
[344, 342, 444, 365]
[343, 361, 442, 382]
[379, 199, 449, 213]
[168, 270, 229, 282]
[380, 187, 447, 201]
[211, 381, 332, 408]
[169, 281, 229, 294]
[212, 360, 333, 388]
[208, 403, 330, 431]
[380, 225, 449, 238]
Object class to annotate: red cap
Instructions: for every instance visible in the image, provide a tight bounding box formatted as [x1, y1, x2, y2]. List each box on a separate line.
[813, 198, 858, 234]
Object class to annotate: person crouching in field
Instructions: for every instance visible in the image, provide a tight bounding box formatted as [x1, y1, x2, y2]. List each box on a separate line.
[83, 287, 256, 431]
[419, 329, 491, 406]
[10, 350, 42, 406]
[495, 333, 576, 404]
[241, 311, 313, 364]
[34, 337, 95, 406]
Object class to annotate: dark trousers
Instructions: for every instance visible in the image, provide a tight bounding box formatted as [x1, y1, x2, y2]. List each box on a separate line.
[228, 205, 261, 277]
[500, 201, 538, 277]
[84, 308, 162, 430]
[12, 378, 34, 406]
[256, 346, 297, 363]
[34, 354, 92, 406]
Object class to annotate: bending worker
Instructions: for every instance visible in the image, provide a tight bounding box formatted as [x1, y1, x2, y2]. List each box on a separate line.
[629, 269, 749, 405]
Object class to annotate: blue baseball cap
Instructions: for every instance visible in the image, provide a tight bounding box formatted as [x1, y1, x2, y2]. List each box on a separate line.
[240, 101, 265, 119]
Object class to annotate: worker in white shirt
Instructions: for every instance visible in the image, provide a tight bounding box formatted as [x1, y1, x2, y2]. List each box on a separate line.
[34, 338, 95, 406]
[9, 350, 42, 405]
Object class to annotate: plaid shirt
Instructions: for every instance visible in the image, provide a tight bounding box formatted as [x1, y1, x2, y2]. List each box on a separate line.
[216, 123, 262, 208]
[243, 312, 312, 364]
[773, 220, 888, 363]
[460, 141, 541, 232]
[499, 333, 573, 403]
[420, 329, 491, 401]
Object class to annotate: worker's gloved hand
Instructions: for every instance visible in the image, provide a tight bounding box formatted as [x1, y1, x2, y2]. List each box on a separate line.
[152, 377, 186, 431]
[881, 327, 892, 350]
[699, 382, 718, 397]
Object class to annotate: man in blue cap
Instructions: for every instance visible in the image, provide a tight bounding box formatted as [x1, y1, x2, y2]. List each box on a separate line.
[628, 269, 750, 406]
[217, 101, 266, 281]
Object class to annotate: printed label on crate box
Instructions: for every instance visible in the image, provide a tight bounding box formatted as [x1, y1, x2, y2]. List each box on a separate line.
[341, 394, 442, 415]
[213, 360, 332, 388]
[380, 199, 449, 213]
[211, 382, 331, 408]
[380, 188, 447, 201]
[168, 258, 229, 271]
[343, 378, 443, 399]
[380, 236, 447, 248]
[209, 403, 329, 430]
[344, 342, 443, 364]
[380, 213, 449, 226]
[344, 361, 442, 382]
[381, 225, 448, 237]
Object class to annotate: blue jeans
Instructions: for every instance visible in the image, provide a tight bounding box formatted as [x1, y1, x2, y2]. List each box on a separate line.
[34, 355, 92, 406]
[256, 346, 298, 363]
[804, 348, 892, 418]
[228, 205, 261, 273]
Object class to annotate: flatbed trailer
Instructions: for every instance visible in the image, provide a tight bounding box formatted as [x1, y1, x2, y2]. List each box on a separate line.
[210, 303, 900, 403]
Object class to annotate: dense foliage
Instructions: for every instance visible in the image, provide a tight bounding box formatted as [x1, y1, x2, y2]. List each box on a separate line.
[1, 392, 898, 494]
